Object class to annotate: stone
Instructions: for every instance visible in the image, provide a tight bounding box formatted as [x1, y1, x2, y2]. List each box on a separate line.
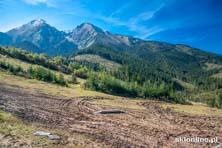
[95, 109, 126, 114]
[34, 131, 60, 140]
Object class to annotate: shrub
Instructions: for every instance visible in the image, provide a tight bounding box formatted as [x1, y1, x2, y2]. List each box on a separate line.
[27, 66, 66, 86]
[74, 67, 88, 79]
[69, 73, 78, 84]
[84, 73, 129, 95]
[208, 91, 222, 109]
[55, 73, 66, 86]
[84, 72, 174, 99]
[68, 62, 80, 72]
[0, 61, 24, 75]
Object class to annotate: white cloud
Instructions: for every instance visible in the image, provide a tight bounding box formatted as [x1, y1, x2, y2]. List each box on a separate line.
[65, 9, 162, 39]
[95, 3, 165, 39]
[109, 3, 131, 18]
[63, 1, 165, 39]
[22, 0, 56, 7]
[95, 11, 163, 39]
[138, 4, 164, 21]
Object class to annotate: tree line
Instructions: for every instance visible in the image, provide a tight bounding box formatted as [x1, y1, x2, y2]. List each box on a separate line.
[0, 60, 66, 86]
[84, 72, 186, 103]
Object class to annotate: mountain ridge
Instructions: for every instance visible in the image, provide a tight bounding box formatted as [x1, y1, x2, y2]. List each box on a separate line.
[4, 19, 77, 56]
[0, 19, 220, 56]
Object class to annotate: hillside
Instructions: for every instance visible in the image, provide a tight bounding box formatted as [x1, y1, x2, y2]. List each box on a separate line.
[0, 58, 222, 147]
[75, 44, 222, 93]
[0, 46, 222, 147]
[74, 54, 121, 71]
[1, 45, 222, 104]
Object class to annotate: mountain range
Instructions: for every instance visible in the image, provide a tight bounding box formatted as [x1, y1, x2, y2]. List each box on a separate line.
[0, 19, 220, 58]
[1, 19, 222, 84]
[0, 19, 142, 56]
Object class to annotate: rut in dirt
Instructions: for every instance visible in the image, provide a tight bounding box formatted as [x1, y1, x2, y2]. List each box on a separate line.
[0, 83, 222, 147]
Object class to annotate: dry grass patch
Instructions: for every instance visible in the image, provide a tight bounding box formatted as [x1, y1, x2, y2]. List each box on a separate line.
[0, 54, 71, 80]
[0, 110, 56, 147]
[0, 71, 110, 98]
[173, 78, 196, 90]
[205, 63, 222, 70]
[212, 72, 222, 78]
[94, 97, 146, 111]
[161, 103, 222, 116]
[0, 110, 101, 147]
[74, 54, 121, 71]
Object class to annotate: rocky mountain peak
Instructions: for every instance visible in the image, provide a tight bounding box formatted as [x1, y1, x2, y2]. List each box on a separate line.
[76, 22, 103, 33]
[29, 19, 47, 26]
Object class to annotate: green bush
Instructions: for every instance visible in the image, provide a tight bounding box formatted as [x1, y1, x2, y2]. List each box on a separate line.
[55, 73, 66, 86]
[0, 61, 24, 75]
[74, 67, 88, 79]
[84, 72, 175, 100]
[28, 66, 54, 82]
[142, 81, 170, 98]
[84, 73, 130, 96]
[68, 62, 81, 72]
[70, 73, 78, 84]
[208, 91, 222, 109]
[27, 66, 66, 86]
[52, 56, 67, 65]
[0, 47, 71, 74]
[168, 91, 187, 104]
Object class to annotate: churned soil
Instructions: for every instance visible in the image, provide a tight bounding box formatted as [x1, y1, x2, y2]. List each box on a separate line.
[0, 83, 221, 147]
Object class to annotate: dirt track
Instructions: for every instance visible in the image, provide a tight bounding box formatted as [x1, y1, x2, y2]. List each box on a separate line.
[0, 83, 222, 147]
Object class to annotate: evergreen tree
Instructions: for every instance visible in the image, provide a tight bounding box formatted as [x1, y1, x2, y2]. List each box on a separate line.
[56, 73, 66, 86]
[70, 73, 77, 84]
[215, 91, 222, 108]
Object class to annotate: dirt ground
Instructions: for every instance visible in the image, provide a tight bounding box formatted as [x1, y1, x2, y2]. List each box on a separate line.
[0, 82, 222, 147]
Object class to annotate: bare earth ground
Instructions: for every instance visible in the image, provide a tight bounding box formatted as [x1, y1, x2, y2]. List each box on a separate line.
[0, 81, 222, 147]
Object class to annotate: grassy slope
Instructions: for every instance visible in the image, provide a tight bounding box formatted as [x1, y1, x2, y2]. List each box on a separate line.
[74, 54, 121, 70]
[1, 52, 221, 113]
[1, 70, 222, 116]
[212, 73, 222, 78]
[205, 63, 222, 71]
[1, 51, 222, 146]
[0, 52, 117, 97]
[0, 109, 103, 147]
[0, 54, 72, 80]
[161, 103, 222, 116]
[203, 63, 222, 78]
[0, 71, 110, 98]
[0, 110, 61, 147]
[1, 71, 222, 147]
[173, 78, 196, 90]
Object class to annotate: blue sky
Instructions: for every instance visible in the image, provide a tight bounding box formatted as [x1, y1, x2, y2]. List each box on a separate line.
[0, 0, 221, 54]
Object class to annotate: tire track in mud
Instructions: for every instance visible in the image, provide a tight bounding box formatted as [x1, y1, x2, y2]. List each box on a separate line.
[0, 84, 145, 146]
[0, 83, 222, 147]
[139, 101, 222, 147]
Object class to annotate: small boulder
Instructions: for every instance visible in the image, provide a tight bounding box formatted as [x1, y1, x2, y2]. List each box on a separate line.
[34, 131, 60, 140]
[48, 134, 60, 140]
[95, 109, 126, 114]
